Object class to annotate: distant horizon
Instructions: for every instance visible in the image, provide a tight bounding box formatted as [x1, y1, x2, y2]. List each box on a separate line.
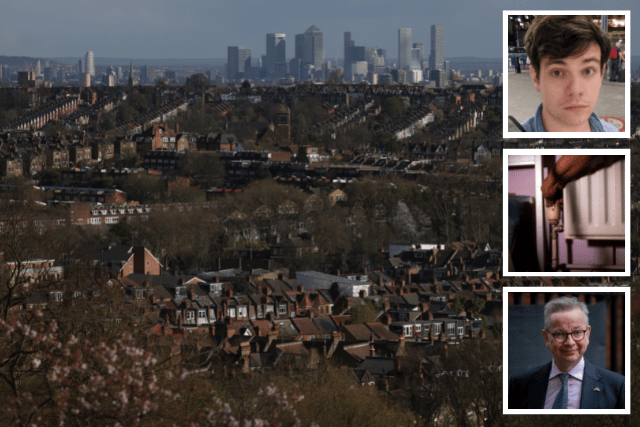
[2, 0, 637, 60]
[6, 55, 505, 69]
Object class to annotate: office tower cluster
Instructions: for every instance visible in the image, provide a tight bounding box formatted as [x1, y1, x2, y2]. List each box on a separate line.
[344, 32, 385, 83]
[228, 25, 325, 83]
[226, 24, 446, 85]
[394, 24, 446, 86]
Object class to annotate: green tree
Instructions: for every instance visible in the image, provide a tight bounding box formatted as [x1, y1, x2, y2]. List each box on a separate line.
[292, 113, 307, 141]
[120, 173, 164, 203]
[38, 168, 62, 186]
[382, 96, 406, 121]
[109, 219, 133, 245]
[373, 131, 402, 154]
[326, 68, 345, 85]
[187, 73, 209, 89]
[297, 146, 310, 163]
[350, 300, 380, 324]
[115, 153, 143, 168]
[180, 151, 225, 188]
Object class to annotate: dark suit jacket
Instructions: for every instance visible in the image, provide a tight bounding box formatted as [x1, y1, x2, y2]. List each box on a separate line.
[508, 360, 625, 409]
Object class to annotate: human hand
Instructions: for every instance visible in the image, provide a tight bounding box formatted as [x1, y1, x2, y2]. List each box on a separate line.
[541, 170, 563, 206]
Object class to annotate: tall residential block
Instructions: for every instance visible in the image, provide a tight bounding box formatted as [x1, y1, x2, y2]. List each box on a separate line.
[85, 51, 95, 77]
[227, 46, 251, 81]
[398, 28, 412, 70]
[429, 25, 444, 71]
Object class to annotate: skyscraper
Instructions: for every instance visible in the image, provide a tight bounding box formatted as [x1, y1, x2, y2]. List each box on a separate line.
[85, 51, 95, 77]
[295, 34, 306, 60]
[429, 25, 444, 71]
[398, 29, 412, 70]
[344, 32, 353, 75]
[78, 59, 84, 75]
[227, 46, 251, 81]
[266, 33, 286, 79]
[304, 25, 323, 69]
[412, 43, 424, 68]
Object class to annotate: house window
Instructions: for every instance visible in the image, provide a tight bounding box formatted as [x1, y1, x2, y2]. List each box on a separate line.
[403, 326, 412, 337]
[429, 324, 441, 335]
[186, 311, 195, 322]
[457, 326, 464, 336]
[146, 261, 150, 266]
[89, 218, 101, 225]
[257, 306, 263, 318]
[238, 306, 247, 317]
[447, 323, 455, 335]
[198, 310, 207, 320]
[415, 324, 421, 333]
[265, 305, 274, 314]
[50, 291, 63, 302]
[278, 304, 287, 315]
[227, 308, 236, 318]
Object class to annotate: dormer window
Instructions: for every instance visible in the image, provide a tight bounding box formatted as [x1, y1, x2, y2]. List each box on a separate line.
[134, 289, 146, 300]
[50, 291, 63, 302]
[174, 286, 187, 299]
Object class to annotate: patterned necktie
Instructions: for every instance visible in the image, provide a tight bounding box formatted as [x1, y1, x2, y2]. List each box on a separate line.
[552, 373, 569, 409]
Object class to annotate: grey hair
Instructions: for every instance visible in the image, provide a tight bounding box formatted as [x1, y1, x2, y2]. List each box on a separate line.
[544, 296, 589, 330]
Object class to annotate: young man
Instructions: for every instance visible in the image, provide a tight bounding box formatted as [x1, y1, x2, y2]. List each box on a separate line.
[520, 15, 618, 132]
[509, 297, 625, 409]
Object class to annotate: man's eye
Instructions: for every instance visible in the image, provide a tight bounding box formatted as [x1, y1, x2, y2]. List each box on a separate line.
[583, 68, 595, 75]
[551, 70, 563, 77]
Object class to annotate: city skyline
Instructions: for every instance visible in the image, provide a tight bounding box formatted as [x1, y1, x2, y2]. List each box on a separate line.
[3, 0, 638, 59]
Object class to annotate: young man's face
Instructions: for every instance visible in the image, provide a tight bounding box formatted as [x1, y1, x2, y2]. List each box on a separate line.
[530, 42, 606, 132]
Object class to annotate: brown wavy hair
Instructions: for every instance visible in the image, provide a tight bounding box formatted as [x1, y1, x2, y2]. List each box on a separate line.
[524, 15, 611, 77]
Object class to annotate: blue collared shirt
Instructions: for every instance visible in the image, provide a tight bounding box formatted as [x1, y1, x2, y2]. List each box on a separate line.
[521, 104, 619, 132]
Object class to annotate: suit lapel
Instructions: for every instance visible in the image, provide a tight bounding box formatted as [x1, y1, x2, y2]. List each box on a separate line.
[532, 362, 552, 409]
[580, 360, 604, 409]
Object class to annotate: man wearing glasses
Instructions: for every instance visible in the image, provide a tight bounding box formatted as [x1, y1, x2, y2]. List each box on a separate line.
[509, 297, 624, 409]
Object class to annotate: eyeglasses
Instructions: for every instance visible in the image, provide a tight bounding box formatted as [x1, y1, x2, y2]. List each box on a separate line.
[546, 330, 587, 343]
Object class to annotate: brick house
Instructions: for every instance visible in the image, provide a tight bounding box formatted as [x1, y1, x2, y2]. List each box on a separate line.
[77, 244, 161, 278]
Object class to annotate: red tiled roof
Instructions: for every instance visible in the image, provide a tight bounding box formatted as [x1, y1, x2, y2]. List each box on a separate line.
[365, 323, 399, 341]
[343, 342, 371, 362]
[291, 317, 320, 336]
[342, 324, 372, 341]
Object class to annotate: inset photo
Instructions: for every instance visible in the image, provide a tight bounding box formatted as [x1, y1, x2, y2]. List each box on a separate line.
[503, 288, 630, 414]
[503, 11, 630, 138]
[503, 149, 630, 276]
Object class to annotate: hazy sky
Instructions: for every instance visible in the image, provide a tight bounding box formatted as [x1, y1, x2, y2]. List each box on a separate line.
[1, 0, 637, 60]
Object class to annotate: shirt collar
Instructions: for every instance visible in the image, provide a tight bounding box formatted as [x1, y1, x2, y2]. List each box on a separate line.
[524, 104, 606, 132]
[549, 357, 585, 381]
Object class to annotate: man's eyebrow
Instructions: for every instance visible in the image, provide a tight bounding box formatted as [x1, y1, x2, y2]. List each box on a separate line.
[545, 57, 600, 66]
